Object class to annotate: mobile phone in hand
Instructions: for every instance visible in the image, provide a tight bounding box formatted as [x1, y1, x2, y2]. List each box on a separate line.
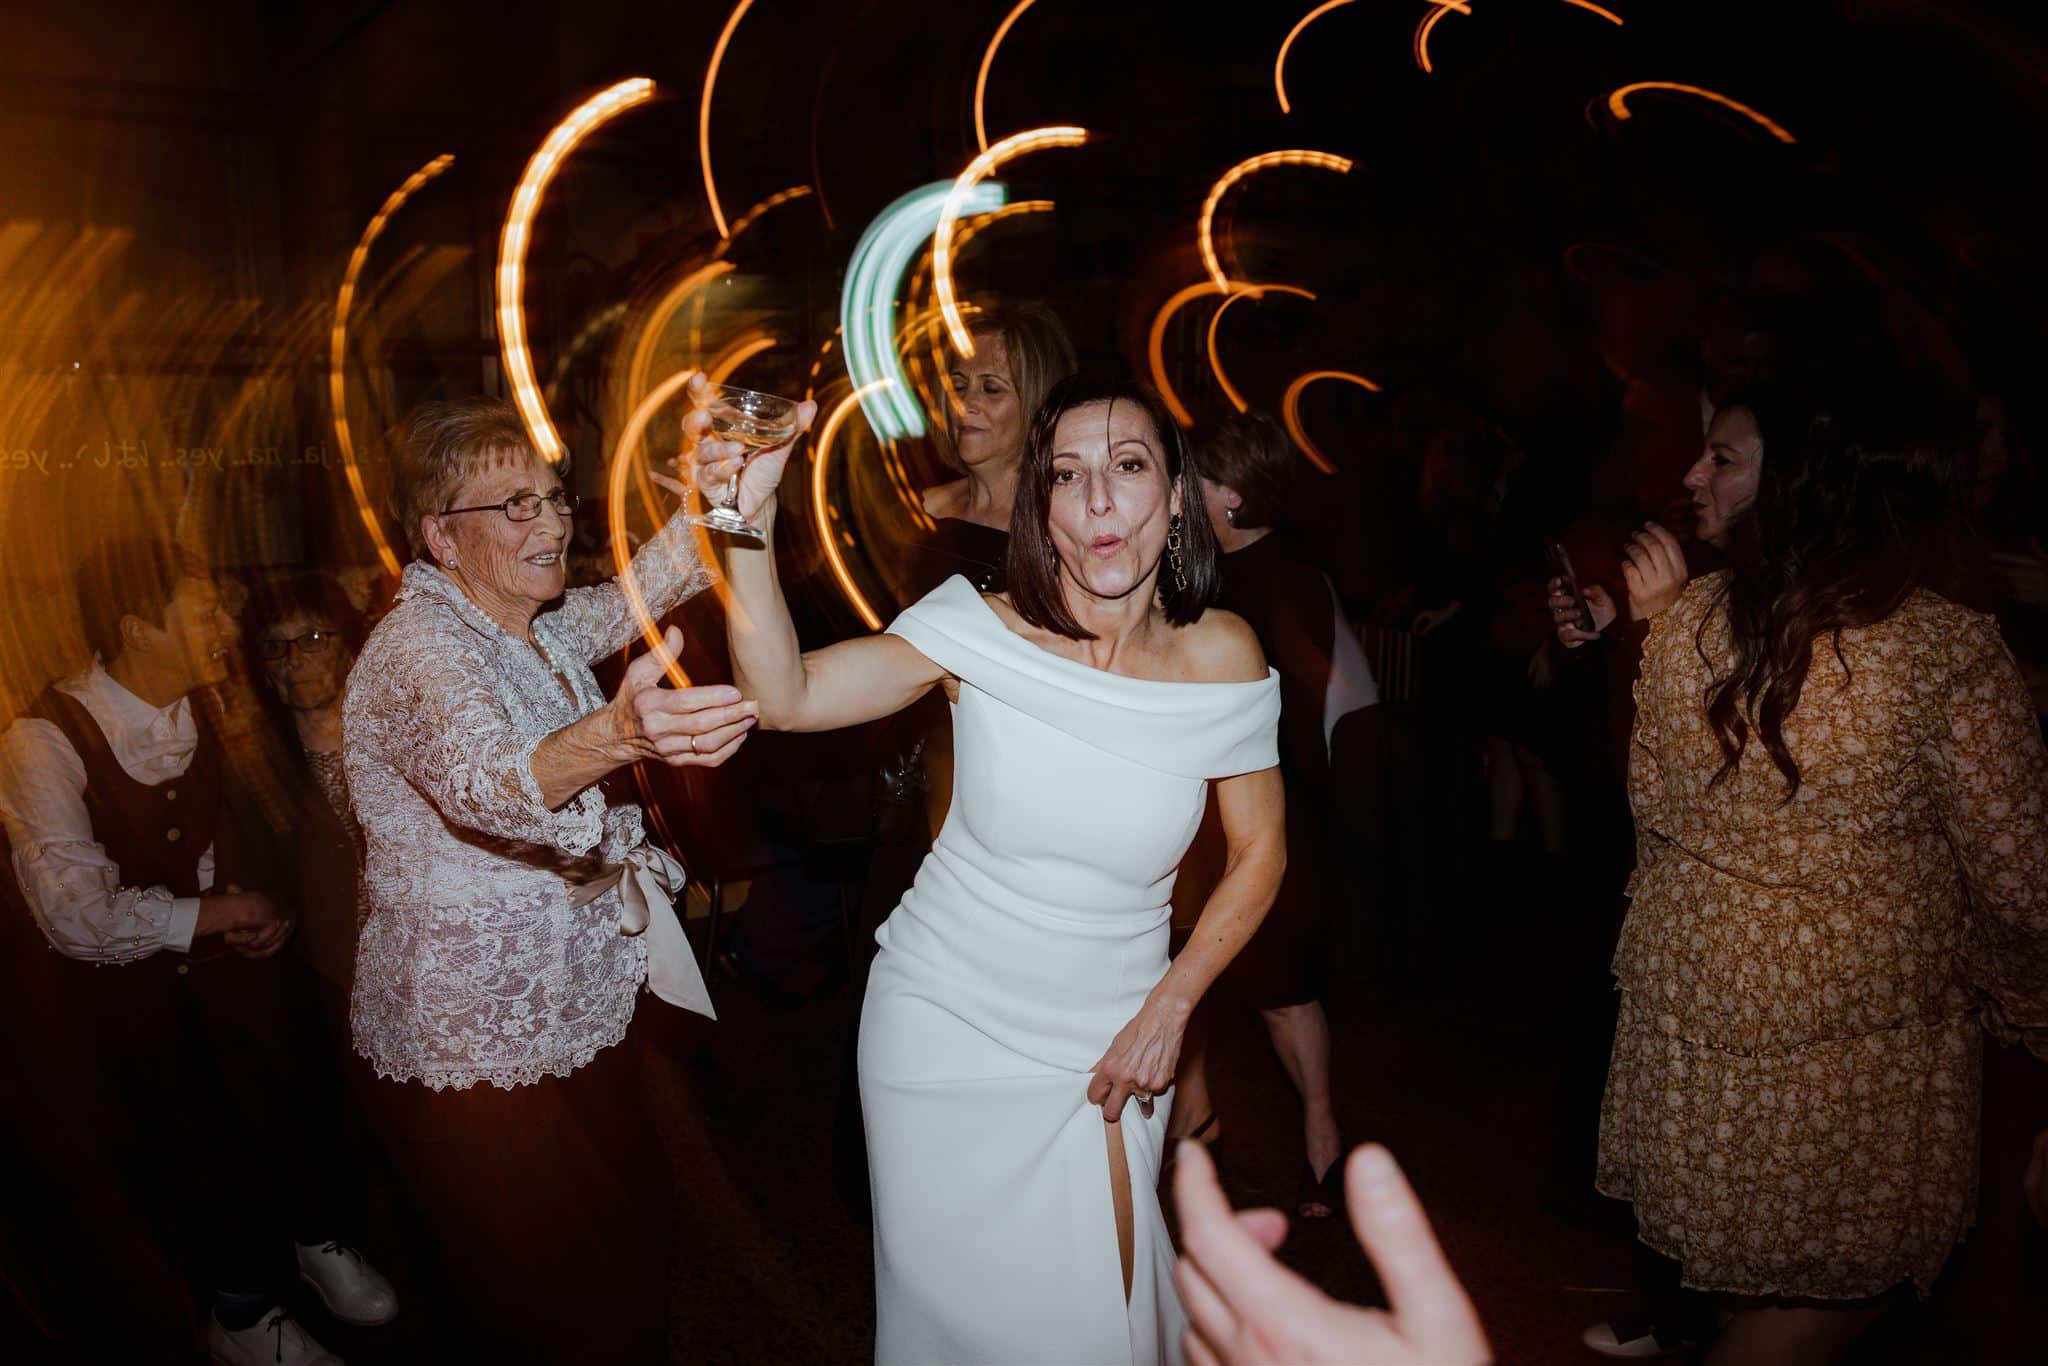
[1544, 539, 1598, 633]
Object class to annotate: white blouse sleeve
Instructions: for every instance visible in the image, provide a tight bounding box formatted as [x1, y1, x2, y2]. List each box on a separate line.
[0, 718, 201, 960]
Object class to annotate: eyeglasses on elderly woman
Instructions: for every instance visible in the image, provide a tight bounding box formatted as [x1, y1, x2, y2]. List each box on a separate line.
[438, 489, 579, 521]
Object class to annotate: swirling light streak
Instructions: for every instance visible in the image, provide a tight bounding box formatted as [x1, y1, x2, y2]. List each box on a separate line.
[499, 78, 655, 465]
[707, 331, 780, 386]
[1606, 82, 1797, 143]
[1413, 1, 1459, 73]
[610, 262, 735, 532]
[607, 367, 702, 689]
[841, 180, 1006, 441]
[812, 380, 894, 631]
[974, 0, 1040, 152]
[1147, 282, 1226, 427]
[1203, 284, 1318, 413]
[330, 153, 453, 577]
[545, 299, 630, 401]
[1281, 369, 1382, 475]
[715, 184, 813, 257]
[700, 2, 755, 239]
[934, 125, 1088, 356]
[1198, 150, 1352, 292]
[1416, 0, 1616, 74]
[626, 261, 736, 420]
[911, 199, 1054, 425]
[1558, 0, 1623, 22]
[1275, 1, 1355, 114]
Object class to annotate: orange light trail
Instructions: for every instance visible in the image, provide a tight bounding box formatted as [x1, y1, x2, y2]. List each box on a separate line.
[935, 126, 1088, 357]
[1275, 1, 1355, 115]
[1607, 82, 1797, 143]
[1147, 282, 1226, 428]
[812, 380, 893, 631]
[1414, 2, 1460, 74]
[707, 332, 779, 385]
[1281, 369, 1382, 475]
[607, 367, 701, 688]
[1204, 285, 1317, 413]
[1557, 0, 1623, 22]
[701, 1, 756, 239]
[974, 0, 1041, 152]
[1198, 150, 1352, 292]
[716, 184, 813, 255]
[1416, 0, 1616, 74]
[330, 152, 453, 577]
[499, 77, 655, 465]
[614, 259, 734, 532]
[626, 260, 736, 420]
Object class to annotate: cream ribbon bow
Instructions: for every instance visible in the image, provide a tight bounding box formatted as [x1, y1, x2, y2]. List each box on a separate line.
[569, 844, 715, 1020]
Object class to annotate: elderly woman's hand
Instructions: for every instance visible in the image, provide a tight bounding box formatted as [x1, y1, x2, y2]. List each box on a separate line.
[680, 373, 818, 527]
[603, 626, 759, 769]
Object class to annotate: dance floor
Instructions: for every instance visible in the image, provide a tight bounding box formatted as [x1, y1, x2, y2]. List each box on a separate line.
[217, 886, 2042, 1365]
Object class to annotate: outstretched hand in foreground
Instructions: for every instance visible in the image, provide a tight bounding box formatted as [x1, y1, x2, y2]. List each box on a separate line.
[1172, 1138, 1490, 1366]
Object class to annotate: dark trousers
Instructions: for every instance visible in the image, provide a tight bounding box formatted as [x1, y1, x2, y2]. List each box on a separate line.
[372, 1020, 674, 1364]
[96, 949, 353, 1286]
[4, 941, 356, 1359]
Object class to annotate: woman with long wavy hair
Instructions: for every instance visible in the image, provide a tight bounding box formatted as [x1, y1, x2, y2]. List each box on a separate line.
[1596, 388, 2048, 1364]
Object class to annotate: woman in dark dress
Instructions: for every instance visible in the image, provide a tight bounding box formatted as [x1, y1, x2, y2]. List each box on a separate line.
[895, 304, 1076, 812]
[1174, 413, 1378, 1217]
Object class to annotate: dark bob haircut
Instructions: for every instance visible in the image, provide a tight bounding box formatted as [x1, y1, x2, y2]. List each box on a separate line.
[1193, 411, 1297, 531]
[1005, 374, 1219, 640]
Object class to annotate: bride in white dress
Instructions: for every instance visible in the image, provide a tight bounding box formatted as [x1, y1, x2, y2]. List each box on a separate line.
[687, 373, 1286, 1365]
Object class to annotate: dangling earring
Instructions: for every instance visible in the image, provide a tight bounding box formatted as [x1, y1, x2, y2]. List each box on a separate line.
[1166, 512, 1188, 594]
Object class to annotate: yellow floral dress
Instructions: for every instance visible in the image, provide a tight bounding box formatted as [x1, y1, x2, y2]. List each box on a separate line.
[1597, 574, 2048, 1300]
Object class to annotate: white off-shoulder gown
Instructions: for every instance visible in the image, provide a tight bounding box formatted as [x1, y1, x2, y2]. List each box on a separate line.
[861, 577, 1281, 1365]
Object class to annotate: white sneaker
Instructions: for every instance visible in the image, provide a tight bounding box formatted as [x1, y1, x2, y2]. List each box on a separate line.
[208, 1307, 344, 1365]
[296, 1241, 400, 1327]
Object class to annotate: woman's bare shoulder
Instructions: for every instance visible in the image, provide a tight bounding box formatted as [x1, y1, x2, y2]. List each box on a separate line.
[922, 479, 968, 518]
[1181, 608, 1268, 684]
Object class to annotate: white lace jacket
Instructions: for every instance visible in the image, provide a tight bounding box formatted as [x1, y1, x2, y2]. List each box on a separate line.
[344, 515, 715, 1091]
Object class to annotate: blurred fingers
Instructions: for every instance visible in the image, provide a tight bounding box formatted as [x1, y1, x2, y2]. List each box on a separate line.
[1181, 1325, 1224, 1366]
[1235, 1207, 1289, 1252]
[1173, 1259, 1239, 1363]
[1346, 1144, 1488, 1358]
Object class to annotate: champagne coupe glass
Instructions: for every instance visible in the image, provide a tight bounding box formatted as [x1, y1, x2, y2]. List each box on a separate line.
[687, 383, 800, 541]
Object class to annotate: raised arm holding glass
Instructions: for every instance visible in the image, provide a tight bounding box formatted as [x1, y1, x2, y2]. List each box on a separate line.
[688, 371, 1285, 1365]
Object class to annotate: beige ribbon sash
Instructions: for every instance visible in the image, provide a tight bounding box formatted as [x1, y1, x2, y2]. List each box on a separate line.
[569, 844, 715, 1020]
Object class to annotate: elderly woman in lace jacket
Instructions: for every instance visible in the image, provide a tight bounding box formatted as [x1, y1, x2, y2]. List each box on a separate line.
[344, 394, 793, 1363]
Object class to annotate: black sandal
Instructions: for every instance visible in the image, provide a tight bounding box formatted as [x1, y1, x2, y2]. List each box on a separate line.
[1296, 1153, 1342, 1220]
[1160, 1112, 1220, 1183]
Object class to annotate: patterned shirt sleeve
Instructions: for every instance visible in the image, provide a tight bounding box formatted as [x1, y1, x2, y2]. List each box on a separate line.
[358, 625, 607, 858]
[545, 513, 718, 665]
[1927, 614, 2048, 1058]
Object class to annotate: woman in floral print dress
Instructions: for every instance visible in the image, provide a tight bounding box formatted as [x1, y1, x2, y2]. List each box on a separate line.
[1597, 390, 2048, 1364]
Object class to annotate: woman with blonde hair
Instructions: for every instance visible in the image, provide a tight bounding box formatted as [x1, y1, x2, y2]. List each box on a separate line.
[911, 302, 1079, 595]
